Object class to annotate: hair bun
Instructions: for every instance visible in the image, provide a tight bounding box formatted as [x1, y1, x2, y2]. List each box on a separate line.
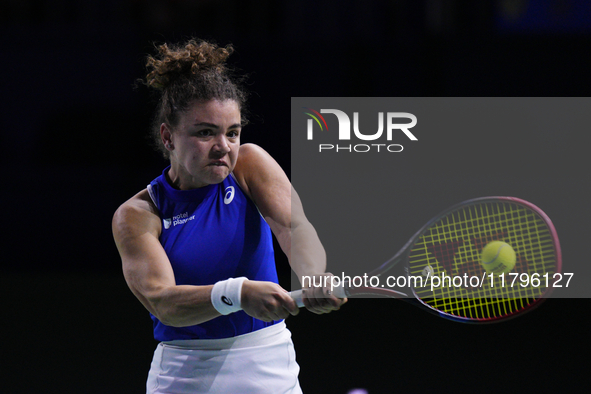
[145, 39, 233, 90]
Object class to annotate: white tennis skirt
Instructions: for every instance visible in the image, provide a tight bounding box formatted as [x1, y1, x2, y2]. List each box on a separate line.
[146, 321, 302, 394]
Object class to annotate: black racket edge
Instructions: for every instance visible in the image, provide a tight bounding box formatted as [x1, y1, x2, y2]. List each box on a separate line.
[344, 286, 550, 324]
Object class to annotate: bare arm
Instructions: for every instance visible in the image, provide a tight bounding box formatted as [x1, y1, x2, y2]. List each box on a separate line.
[112, 190, 297, 326]
[234, 144, 346, 313]
[112, 191, 220, 326]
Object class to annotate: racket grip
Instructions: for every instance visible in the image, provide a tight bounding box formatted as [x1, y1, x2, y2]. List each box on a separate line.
[290, 290, 305, 308]
[289, 285, 347, 308]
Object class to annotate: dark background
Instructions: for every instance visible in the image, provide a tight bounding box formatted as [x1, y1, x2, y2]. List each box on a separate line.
[2, 1, 590, 393]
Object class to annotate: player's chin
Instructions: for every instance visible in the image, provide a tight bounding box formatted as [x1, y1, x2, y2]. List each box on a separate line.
[206, 167, 231, 183]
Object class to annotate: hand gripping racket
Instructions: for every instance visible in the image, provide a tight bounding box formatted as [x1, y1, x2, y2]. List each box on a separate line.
[290, 197, 562, 323]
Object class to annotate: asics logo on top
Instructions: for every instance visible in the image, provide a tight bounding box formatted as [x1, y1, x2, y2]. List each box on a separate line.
[224, 186, 235, 205]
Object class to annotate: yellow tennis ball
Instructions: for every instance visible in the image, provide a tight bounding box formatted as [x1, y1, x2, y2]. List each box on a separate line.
[480, 241, 516, 275]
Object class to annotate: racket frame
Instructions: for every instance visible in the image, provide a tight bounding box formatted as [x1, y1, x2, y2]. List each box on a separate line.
[292, 196, 562, 323]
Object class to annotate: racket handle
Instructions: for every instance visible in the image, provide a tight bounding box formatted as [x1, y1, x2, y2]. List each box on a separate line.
[290, 290, 305, 308]
[289, 285, 347, 308]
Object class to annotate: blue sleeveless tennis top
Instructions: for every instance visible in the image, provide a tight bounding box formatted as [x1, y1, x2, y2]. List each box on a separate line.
[147, 166, 280, 341]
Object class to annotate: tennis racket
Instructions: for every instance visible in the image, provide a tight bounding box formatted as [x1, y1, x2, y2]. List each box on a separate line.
[289, 197, 562, 323]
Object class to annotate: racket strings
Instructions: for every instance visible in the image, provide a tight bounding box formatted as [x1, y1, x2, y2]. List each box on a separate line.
[407, 201, 558, 320]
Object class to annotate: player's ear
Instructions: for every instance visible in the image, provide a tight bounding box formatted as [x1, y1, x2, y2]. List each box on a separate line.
[160, 123, 174, 151]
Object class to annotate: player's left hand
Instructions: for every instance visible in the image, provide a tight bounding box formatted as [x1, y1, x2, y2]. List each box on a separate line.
[301, 273, 347, 314]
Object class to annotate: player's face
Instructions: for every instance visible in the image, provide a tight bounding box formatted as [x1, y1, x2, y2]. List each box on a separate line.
[165, 99, 242, 189]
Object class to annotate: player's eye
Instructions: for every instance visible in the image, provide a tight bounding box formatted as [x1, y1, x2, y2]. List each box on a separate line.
[227, 129, 240, 138]
[197, 129, 213, 137]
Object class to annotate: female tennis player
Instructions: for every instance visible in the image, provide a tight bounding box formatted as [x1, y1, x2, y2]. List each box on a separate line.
[112, 39, 345, 393]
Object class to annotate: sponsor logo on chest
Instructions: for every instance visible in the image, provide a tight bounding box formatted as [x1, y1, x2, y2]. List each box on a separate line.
[163, 186, 236, 229]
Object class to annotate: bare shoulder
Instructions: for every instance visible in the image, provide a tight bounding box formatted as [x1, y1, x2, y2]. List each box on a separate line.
[233, 143, 292, 225]
[234, 143, 285, 195]
[112, 189, 161, 241]
[235, 143, 273, 169]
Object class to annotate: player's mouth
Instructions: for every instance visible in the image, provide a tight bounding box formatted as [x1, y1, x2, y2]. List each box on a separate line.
[209, 160, 228, 167]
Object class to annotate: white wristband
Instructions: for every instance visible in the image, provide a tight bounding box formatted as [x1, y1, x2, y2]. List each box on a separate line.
[211, 277, 247, 315]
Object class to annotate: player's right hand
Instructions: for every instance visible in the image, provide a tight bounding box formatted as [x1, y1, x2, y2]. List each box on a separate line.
[240, 280, 300, 322]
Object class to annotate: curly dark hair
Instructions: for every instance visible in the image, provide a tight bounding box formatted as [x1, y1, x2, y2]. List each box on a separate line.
[143, 39, 248, 158]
